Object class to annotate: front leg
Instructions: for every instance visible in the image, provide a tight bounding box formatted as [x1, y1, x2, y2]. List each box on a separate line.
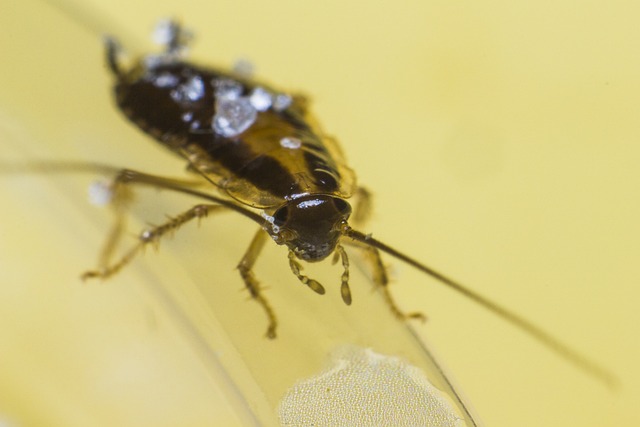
[237, 229, 278, 339]
[83, 203, 224, 281]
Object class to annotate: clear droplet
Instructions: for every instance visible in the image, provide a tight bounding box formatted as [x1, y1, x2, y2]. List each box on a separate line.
[171, 75, 205, 103]
[213, 97, 257, 137]
[250, 87, 273, 112]
[215, 78, 244, 100]
[280, 136, 302, 149]
[233, 58, 255, 79]
[88, 180, 113, 206]
[273, 93, 292, 111]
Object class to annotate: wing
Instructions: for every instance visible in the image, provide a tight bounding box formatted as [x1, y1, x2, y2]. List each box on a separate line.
[114, 60, 355, 209]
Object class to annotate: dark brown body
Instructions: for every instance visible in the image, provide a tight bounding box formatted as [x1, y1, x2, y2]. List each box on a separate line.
[85, 23, 613, 385]
[113, 58, 356, 210]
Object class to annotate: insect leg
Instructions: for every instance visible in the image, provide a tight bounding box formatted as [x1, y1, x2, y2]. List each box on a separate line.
[351, 186, 374, 227]
[80, 167, 207, 278]
[287, 251, 326, 296]
[82, 203, 225, 280]
[93, 177, 133, 271]
[345, 241, 426, 322]
[237, 229, 279, 339]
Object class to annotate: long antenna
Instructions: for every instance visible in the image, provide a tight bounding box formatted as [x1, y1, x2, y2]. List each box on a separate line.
[345, 227, 619, 389]
[42, 0, 145, 53]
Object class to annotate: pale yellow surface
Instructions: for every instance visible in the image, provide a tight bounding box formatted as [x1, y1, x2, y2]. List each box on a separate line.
[1, 1, 638, 426]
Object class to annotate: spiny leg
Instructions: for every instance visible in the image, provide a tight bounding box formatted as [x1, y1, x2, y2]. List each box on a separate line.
[346, 241, 425, 322]
[83, 204, 224, 280]
[237, 229, 278, 339]
[86, 168, 205, 274]
[80, 166, 280, 338]
[287, 251, 326, 296]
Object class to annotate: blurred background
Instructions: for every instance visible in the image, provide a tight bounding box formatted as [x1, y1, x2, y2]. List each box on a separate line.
[0, 0, 638, 426]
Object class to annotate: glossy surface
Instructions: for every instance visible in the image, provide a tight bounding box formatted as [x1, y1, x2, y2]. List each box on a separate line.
[113, 42, 355, 209]
[0, 1, 638, 426]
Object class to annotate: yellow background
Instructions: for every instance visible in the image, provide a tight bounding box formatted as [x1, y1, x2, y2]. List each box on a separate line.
[1, 0, 638, 426]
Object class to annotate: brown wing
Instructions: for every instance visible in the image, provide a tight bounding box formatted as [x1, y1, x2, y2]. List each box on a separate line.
[199, 109, 356, 208]
[115, 60, 355, 209]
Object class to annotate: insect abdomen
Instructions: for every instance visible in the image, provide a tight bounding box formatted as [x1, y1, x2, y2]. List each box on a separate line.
[112, 58, 355, 207]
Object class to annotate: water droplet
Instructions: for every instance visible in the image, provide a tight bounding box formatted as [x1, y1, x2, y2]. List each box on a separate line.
[171, 75, 205, 103]
[213, 97, 257, 137]
[280, 136, 302, 149]
[215, 78, 244, 100]
[273, 93, 292, 111]
[250, 87, 273, 111]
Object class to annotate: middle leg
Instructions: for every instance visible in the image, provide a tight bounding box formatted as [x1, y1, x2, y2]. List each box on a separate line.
[345, 241, 426, 322]
[237, 229, 279, 339]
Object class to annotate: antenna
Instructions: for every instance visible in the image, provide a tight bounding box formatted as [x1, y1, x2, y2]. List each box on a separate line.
[345, 227, 619, 389]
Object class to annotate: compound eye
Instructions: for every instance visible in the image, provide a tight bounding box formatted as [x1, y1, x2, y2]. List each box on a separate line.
[332, 198, 352, 217]
[272, 205, 289, 227]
